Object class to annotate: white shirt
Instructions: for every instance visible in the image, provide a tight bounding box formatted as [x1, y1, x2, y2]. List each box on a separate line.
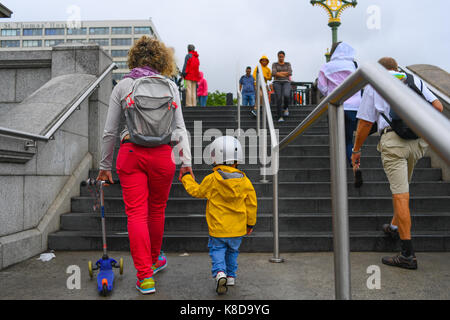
[357, 75, 438, 133]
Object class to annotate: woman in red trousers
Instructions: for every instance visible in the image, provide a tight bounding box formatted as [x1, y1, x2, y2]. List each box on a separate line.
[97, 36, 193, 294]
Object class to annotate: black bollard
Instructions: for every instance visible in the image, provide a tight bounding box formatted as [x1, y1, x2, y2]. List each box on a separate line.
[226, 93, 233, 106]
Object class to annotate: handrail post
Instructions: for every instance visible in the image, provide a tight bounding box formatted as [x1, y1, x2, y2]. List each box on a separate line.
[269, 146, 284, 263]
[237, 91, 241, 136]
[256, 69, 261, 136]
[260, 80, 269, 184]
[328, 103, 351, 300]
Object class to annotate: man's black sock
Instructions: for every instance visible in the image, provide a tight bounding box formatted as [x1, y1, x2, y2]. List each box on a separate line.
[401, 240, 414, 257]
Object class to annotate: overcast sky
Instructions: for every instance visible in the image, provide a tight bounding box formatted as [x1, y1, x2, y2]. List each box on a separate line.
[3, 0, 449, 93]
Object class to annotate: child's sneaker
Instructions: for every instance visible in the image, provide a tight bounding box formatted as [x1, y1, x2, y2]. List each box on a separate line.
[136, 277, 156, 294]
[226, 276, 235, 286]
[215, 271, 227, 295]
[152, 252, 167, 275]
[283, 109, 289, 117]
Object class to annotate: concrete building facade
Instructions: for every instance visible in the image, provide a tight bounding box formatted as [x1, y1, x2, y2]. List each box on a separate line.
[0, 19, 160, 81]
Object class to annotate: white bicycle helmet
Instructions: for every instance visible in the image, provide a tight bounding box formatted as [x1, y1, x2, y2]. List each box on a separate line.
[209, 136, 244, 165]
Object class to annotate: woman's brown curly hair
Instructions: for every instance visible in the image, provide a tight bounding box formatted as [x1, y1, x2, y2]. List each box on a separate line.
[127, 36, 177, 77]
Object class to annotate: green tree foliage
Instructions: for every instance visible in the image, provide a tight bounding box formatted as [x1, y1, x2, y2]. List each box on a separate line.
[206, 90, 227, 106]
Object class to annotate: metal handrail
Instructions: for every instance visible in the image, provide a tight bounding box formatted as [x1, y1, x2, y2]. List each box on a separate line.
[279, 62, 450, 162]
[268, 61, 450, 300]
[0, 63, 117, 142]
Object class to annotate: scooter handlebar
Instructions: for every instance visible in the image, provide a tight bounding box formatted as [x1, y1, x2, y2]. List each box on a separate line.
[81, 178, 120, 187]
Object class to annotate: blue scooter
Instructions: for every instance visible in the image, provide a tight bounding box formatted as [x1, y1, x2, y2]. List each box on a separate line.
[81, 178, 123, 296]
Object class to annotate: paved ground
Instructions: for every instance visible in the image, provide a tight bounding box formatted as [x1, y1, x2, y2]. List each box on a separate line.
[0, 251, 449, 300]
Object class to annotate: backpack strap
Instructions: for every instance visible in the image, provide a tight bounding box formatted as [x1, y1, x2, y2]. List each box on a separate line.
[404, 72, 424, 97]
[380, 112, 393, 127]
[353, 60, 364, 97]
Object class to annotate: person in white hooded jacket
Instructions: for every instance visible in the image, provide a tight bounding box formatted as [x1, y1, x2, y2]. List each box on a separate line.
[318, 42, 362, 168]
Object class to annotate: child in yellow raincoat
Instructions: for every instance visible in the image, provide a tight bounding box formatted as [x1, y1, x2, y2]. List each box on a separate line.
[181, 136, 257, 295]
[251, 55, 272, 116]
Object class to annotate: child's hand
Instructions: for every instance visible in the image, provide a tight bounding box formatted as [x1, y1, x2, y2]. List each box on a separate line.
[179, 166, 195, 182]
[247, 227, 253, 235]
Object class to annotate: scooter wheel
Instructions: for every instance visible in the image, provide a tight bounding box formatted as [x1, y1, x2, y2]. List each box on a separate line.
[119, 258, 124, 275]
[88, 261, 93, 279]
[102, 284, 108, 296]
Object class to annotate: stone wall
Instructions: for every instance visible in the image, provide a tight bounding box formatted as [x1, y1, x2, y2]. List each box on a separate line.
[0, 43, 113, 269]
[0, 51, 52, 108]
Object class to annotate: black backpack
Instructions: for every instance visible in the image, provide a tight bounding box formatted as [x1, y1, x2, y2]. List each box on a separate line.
[370, 73, 429, 139]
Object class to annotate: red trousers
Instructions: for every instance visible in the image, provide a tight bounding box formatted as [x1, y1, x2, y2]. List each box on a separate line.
[116, 143, 175, 280]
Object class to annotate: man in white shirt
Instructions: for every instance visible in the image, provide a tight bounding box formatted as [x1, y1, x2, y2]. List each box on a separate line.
[351, 57, 443, 270]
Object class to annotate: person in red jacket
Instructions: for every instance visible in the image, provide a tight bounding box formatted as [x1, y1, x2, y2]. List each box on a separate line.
[182, 44, 200, 107]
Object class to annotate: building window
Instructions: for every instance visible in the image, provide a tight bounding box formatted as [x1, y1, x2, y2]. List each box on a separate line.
[111, 27, 132, 35]
[1, 29, 20, 36]
[44, 39, 65, 47]
[1, 40, 20, 48]
[91, 38, 109, 46]
[23, 28, 43, 36]
[111, 38, 132, 46]
[23, 40, 42, 47]
[67, 27, 87, 35]
[111, 50, 129, 57]
[66, 39, 85, 44]
[112, 73, 126, 81]
[89, 27, 109, 35]
[134, 26, 153, 35]
[115, 61, 129, 69]
[45, 28, 65, 36]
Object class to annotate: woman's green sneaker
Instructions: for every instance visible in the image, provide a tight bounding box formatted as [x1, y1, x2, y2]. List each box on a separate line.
[136, 277, 156, 294]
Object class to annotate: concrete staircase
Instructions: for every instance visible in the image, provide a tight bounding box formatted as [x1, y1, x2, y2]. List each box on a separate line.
[48, 105, 450, 252]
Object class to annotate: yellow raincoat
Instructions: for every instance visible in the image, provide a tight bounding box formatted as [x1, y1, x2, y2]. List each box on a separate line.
[181, 165, 257, 238]
[253, 55, 272, 83]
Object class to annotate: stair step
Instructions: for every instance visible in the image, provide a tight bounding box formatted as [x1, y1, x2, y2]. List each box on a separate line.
[48, 230, 450, 252]
[169, 156, 431, 169]
[60, 212, 450, 232]
[88, 168, 443, 183]
[113, 135, 384, 147]
[80, 181, 450, 198]
[71, 196, 450, 214]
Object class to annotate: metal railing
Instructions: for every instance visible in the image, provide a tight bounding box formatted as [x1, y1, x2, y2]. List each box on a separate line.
[291, 81, 314, 106]
[257, 61, 450, 300]
[0, 63, 117, 144]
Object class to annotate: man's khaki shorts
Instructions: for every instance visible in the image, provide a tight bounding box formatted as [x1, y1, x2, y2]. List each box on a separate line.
[377, 131, 428, 194]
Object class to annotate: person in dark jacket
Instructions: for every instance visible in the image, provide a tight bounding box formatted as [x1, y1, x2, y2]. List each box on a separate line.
[182, 44, 200, 107]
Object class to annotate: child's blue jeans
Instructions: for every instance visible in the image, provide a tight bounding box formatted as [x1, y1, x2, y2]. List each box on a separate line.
[208, 236, 242, 278]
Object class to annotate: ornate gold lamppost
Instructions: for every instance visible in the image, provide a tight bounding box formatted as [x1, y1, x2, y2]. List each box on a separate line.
[311, 0, 357, 61]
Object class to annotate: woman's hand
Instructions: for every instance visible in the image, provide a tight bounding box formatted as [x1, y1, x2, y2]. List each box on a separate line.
[179, 166, 195, 182]
[247, 227, 254, 235]
[97, 170, 114, 185]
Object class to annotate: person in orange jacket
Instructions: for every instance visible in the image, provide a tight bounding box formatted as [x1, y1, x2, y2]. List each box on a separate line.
[181, 136, 257, 295]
